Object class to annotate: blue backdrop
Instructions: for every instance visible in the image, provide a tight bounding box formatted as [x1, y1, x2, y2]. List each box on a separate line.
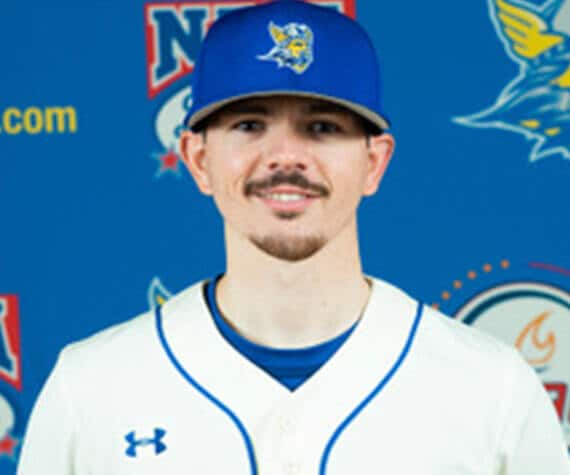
[0, 0, 568, 470]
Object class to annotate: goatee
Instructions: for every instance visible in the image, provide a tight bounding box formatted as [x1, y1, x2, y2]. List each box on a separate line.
[250, 235, 326, 262]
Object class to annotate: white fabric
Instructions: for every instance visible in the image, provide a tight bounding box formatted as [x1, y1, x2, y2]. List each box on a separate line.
[17, 278, 570, 475]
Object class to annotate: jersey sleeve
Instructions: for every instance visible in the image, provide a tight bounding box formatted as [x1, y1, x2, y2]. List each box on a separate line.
[17, 348, 77, 475]
[497, 348, 570, 474]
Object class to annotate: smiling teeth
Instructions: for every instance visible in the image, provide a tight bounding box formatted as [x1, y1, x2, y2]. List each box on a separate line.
[267, 193, 306, 201]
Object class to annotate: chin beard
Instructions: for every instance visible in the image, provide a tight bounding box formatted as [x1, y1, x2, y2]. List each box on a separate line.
[250, 234, 326, 262]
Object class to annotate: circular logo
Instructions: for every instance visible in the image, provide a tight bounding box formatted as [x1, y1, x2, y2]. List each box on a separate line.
[455, 281, 570, 447]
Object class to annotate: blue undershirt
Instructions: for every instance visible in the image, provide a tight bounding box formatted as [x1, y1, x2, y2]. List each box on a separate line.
[204, 276, 357, 391]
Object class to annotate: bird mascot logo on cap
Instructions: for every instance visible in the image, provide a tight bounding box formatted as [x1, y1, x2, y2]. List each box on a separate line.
[258, 21, 314, 74]
[455, 0, 570, 161]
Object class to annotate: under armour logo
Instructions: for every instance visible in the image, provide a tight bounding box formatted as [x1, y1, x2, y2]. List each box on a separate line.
[125, 428, 167, 457]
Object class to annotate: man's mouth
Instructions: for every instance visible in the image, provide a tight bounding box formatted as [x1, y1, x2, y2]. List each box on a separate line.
[245, 171, 329, 197]
[244, 171, 329, 215]
[255, 185, 320, 200]
[254, 186, 319, 213]
[264, 193, 308, 202]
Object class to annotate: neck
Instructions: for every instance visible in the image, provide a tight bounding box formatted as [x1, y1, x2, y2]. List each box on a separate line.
[216, 220, 371, 348]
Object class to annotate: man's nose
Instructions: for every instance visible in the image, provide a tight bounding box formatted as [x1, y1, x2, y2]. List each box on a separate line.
[263, 124, 312, 172]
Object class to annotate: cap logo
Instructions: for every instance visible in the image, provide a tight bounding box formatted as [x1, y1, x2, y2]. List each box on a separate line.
[257, 21, 314, 74]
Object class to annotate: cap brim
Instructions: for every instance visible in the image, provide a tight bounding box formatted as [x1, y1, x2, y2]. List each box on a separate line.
[186, 90, 390, 132]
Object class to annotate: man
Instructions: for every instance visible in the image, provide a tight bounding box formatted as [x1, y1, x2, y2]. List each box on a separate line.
[18, 1, 570, 474]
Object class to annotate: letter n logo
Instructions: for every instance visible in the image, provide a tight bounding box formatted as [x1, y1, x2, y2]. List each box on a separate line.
[145, 3, 210, 98]
[0, 296, 22, 391]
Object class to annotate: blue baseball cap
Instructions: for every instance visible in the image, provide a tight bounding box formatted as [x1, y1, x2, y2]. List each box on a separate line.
[184, 0, 390, 132]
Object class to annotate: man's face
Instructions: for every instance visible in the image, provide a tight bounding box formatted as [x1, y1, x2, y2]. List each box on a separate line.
[181, 96, 393, 261]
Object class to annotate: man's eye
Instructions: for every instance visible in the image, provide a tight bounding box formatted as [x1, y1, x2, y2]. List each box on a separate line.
[309, 121, 341, 134]
[233, 120, 264, 132]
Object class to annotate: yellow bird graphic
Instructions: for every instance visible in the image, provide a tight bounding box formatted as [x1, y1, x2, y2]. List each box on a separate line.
[496, 0, 570, 86]
[258, 21, 314, 74]
[455, 0, 570, 160]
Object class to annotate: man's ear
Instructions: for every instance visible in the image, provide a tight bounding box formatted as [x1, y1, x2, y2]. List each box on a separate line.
[180, 130, 213, 195]
[363, 133, 395, 196]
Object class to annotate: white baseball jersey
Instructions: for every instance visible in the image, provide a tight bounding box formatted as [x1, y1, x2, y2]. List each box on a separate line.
[18, 278, 570, 474]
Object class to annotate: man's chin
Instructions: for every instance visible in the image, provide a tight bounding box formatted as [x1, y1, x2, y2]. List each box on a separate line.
[249, 234, 326, 262]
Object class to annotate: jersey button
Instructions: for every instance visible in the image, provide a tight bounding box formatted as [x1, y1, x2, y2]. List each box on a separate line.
[284, 462, 302, 475]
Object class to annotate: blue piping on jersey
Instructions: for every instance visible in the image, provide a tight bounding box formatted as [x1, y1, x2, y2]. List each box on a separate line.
[155, 305, 258, 475]
[319, 302, 424, 474]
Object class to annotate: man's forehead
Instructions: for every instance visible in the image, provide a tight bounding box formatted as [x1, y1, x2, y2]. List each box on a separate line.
[216, 96, 357, 117]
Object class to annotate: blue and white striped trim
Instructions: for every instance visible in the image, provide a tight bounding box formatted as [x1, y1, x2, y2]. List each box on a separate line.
[155, 300, 423, 475]
[319, 302, 424, 474]
[155, 305, 258, 474]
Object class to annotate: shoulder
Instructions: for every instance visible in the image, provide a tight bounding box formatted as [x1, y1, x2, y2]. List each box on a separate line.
[370, 277, 543, 414]
[420, 300, 531, 377]
[421, 303, 512, 357]
[58, 310, 154, 373]
[56, 280, 207, 379]
[370, 276, 534, 383]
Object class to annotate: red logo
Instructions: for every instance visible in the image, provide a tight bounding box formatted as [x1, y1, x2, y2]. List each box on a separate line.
[0, 296, 22, 391]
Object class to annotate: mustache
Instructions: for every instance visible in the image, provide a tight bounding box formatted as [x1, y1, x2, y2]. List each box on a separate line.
[244, 171, 330, 197]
